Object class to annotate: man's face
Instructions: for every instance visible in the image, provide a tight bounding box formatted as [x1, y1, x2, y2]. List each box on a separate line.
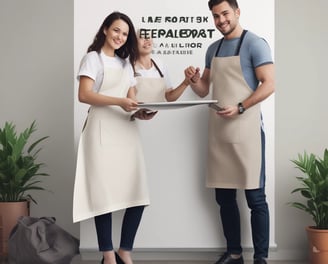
[211, 1, 240, 38]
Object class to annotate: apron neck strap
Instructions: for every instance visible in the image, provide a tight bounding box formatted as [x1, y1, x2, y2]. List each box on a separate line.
[216, 29, 248, 56]
[151, 59, 164, 77]
[235, 29, 248, 55]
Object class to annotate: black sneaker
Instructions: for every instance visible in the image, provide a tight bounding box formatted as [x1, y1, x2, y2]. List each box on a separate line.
[214, 252, 244, 264]
[254, 259, 267, 264]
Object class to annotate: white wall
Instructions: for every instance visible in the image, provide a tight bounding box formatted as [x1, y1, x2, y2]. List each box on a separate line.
[74, 0, 275, 254]
[0, 0, 327, 261]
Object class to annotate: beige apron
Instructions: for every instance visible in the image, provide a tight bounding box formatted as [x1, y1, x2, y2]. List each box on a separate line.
[135, 59, 167, 102]
[135, 77, 166, 102]
[207, 32, 262, 189]
[73, 63, 150, 223]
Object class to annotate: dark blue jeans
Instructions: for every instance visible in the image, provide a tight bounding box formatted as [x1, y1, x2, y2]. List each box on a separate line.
[215, 188, 269, 259]
[94, 205, 145, 251]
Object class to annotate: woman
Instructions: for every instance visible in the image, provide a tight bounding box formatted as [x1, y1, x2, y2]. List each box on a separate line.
[73, 12, 153, 264]
[134, 31, 190, 102]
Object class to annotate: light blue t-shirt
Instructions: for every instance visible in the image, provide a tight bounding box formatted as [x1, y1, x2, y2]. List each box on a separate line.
[205, 30, 273, 90]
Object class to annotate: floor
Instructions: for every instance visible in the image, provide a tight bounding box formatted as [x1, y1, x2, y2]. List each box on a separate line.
[70, 255, 307, 264]
[0, 255, 308, 264]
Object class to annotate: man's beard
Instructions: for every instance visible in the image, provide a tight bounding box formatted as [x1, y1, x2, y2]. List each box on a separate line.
[218, 23, 237, 36]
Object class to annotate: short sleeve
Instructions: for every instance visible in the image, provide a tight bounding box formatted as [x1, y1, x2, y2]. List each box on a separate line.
[77, 52, 102, 81]
[250, 38, 273, 68]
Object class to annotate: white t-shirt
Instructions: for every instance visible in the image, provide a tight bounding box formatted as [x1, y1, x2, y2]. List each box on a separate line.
[135, 56, 172, 88]
[77, 51, 137, 93]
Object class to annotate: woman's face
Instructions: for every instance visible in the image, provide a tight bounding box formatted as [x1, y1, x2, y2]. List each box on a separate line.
[137, 35, 153, 56]
[103, 19, 129, 55]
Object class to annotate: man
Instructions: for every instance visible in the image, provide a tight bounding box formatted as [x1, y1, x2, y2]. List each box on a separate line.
[184, 1, 274, 264]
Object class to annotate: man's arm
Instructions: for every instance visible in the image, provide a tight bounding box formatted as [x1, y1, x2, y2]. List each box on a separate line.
[216, 63, 275, 118]
[242, 63, 275, 110]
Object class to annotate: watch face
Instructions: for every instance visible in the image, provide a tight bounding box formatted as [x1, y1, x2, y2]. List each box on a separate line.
[238, 103, 245, 114]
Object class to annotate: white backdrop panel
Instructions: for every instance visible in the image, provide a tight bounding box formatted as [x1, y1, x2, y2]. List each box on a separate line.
[74, 0, 275, 250]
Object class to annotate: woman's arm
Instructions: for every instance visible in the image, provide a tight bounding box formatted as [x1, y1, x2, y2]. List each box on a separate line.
[78, 76, 138, 112]
[165, 78, 190, 102]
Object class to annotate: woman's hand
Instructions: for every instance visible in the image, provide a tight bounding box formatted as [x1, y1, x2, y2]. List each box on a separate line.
[120, 98, 138, 112]
[184, 66, 200, 83]
[130, 108, 157, 121]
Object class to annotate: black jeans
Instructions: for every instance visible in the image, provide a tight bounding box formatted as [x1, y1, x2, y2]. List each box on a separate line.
[94, 205, 145, 251]
[215, 188, 269, 259]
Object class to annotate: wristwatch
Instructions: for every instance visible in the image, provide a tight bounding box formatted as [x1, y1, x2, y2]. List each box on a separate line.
[238, 102, 245, 114]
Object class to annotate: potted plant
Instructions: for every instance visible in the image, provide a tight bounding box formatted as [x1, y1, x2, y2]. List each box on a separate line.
[289, 149, 328, 264]
[0, 120, 49, 256]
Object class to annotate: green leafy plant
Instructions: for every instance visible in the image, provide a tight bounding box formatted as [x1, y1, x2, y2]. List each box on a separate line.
[290, 149, 328, 229]
[0, 121, 49, 204]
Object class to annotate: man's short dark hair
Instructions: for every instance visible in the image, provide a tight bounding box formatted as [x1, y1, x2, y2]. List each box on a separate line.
[208, 0, 239, 10]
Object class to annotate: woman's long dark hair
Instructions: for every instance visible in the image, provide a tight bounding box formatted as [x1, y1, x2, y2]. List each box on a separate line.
[87, 11, 139, 70]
